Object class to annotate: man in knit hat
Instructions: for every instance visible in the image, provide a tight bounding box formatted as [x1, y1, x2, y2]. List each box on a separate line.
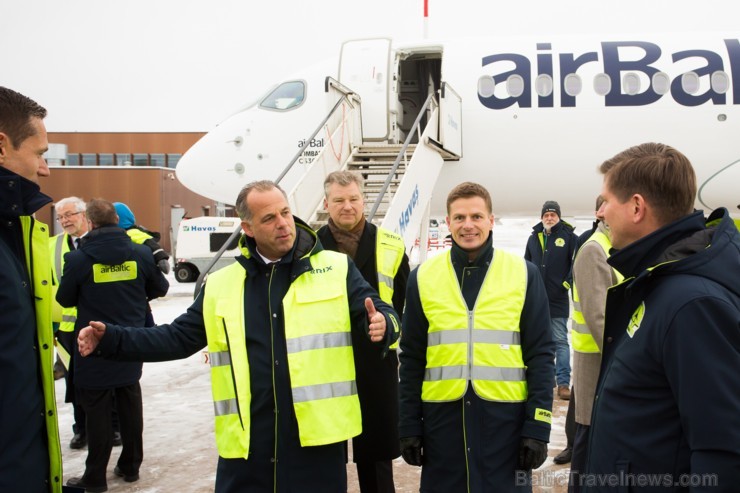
[524, 200, 578, 401]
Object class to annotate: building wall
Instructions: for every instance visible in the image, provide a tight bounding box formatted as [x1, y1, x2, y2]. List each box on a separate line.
[38, 167, 220, 253]
[48, 132, 205, 153]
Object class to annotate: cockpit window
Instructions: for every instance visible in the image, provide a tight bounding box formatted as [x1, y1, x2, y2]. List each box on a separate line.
[259, 80, 306, 111]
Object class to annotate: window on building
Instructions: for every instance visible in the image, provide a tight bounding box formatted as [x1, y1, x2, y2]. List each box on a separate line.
[167, 154, 182, 168]
[67, 154, 80, 166]
[116, 153, 132, 166]
[99, 154, 114, 166]
[150, 153, 166, 167]
[133, 153, 149, 166]
[81, 153, 98, 166]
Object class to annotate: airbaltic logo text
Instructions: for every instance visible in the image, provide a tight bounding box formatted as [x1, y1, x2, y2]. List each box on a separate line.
[478, 39, 740, 108]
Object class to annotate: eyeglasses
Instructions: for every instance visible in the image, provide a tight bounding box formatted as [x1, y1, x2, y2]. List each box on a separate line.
[56, 211, 83, 222]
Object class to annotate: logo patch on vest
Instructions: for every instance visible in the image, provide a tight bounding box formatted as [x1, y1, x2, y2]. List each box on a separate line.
[309, 265, 333, 275]
[534, 408, 552, 424]
[626, 302, 646, 338]
[555, 238, 565, 247]
[93, 261, 137, 283]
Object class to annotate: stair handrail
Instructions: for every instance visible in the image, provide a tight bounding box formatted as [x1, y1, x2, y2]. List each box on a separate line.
[194, 79, 362, 298]
[276, 78, 361, 183]
[367, 91, 437, 222]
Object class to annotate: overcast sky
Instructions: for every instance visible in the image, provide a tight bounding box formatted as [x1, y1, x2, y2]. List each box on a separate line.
[3, 0, 738, 132]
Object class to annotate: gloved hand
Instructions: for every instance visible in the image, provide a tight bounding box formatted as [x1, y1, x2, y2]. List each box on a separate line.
[517, 437, 548, 470]
[157, 259, 171, 274]
[400, 436, 424, 466]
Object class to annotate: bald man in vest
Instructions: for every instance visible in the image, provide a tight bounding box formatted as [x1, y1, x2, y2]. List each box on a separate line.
[76, 180, 400, 492]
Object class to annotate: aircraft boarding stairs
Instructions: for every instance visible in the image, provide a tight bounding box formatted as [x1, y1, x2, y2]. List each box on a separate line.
[285, 78, 462, 257]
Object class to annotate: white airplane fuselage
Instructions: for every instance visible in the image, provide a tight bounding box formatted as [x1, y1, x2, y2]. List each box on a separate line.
[177, 34, 740, 219]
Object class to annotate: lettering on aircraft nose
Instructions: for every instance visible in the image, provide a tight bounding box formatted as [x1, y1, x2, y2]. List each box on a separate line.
[478, 39, 740, 108]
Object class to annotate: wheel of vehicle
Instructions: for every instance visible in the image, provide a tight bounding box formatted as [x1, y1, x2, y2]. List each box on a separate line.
[175, 264, 197, 283]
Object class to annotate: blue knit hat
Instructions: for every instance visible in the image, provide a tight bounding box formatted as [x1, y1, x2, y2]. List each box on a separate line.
[113, 202, 136, 229]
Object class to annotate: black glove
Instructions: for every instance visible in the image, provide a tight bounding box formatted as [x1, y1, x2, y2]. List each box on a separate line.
[517, 437, 548, 470]
[400, 436, 423, 466]
[157, 259, 171, 274]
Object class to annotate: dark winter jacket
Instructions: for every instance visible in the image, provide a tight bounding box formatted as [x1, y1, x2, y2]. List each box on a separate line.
[93, 218, 399, 493]
[400, 234, 554, 492]
[56, 225, 169, 389]
[0, 167, 62, 492]
[524, 220, 577, 318]
[585, 209, 740, 492]
[317, 221, 409, 463]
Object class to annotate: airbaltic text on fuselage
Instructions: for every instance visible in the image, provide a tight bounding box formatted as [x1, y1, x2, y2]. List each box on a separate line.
[479, 39, 740, 108]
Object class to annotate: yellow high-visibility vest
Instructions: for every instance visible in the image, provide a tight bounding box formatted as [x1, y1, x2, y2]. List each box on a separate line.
[202, 250, 361, 458]
[49, 233, 77, 332]
[376, 228, 405, 349]
[417, 249, 528, 402]
[571, 231, 623, 354]
[22, 216, 63, 491]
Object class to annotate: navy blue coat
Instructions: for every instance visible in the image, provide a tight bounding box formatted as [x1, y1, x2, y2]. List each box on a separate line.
[524, 220, 577, 318]
[0, 168, 55, 492]
[94, 220, 399, 493]
[56, 225, 169, 389]
[400, 235, 554, 492]
[317, 221, 408, 463]
[585, 209, 740, 492]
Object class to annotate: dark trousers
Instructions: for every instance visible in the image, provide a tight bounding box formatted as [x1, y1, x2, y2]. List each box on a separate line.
[78, 383, 144, 485]
[568, 423, 590, 493]
[564, 386, 576, 448]
[356, 460, 395, 493]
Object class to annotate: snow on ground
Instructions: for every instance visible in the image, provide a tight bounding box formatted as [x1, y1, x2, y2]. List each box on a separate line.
[56, 216, 586, 491]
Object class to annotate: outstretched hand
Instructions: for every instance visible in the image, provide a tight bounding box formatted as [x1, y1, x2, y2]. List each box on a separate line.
[365, 297, 386, 342]
[77, 321, 107, 356]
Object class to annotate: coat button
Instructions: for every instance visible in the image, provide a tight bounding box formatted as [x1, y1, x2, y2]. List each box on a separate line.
[41, 279, 48, 285]
[43, 344, 49, 349]
[606, 337, 613, 343]
[7, 180, 15, 188]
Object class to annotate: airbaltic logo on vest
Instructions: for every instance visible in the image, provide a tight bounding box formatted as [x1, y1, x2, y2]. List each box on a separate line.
[183, 225, 216, 232]
[478, 40, 740, 108]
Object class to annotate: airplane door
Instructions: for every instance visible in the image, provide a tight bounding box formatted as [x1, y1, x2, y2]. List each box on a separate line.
[339, 38, 391, 141]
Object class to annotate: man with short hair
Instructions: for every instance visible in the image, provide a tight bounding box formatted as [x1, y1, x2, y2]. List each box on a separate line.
[524, 200, 577, 401]
[584, 143, 740, 491]
[317, 170, 408, 493]
[76, 181, 400, 492]
[0, 86, 63, 493]
[399, 181, 554, 492]
[57, 198, 169, 492]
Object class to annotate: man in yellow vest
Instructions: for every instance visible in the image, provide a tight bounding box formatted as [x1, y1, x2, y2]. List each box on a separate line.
[399, 182, 554, 492]
[317, 170, 408, 493]
[76, 180, 400, 492]
[0, 86, 62, 492]
[567, 197, 621, 492]
[50, 195, 92, 450]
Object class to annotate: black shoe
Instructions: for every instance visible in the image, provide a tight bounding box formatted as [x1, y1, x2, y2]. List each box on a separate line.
[112, 431, 122, 447]
[69, 433, 87, 449]
[553, 447, 573, 465]
[66, 476, 107, 492]
[114, 466, 139, 482]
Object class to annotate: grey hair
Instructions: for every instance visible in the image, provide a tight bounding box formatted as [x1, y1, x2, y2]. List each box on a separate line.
[235, 180, 288, 222]
[323, 170, 364, 196]
[55, 196, 86, 213]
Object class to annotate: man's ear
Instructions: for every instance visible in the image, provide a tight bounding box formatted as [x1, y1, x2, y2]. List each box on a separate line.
[323, 197, 329, 211]
[631, 194, 647, 224]
[241, 220, 254, 238]
[0, 132, 8, 163]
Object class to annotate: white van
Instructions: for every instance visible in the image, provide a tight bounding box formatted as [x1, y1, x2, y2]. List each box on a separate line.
[174, 217, 241, 282]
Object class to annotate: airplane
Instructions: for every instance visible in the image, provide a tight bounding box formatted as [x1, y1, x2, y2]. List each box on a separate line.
[175, 34, 740, 255]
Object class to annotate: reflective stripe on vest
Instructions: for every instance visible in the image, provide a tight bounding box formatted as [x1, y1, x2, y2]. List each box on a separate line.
[22, 217, 63, 489]
[417, 249, 528, 402]
[376, 228, 404, 349]
[49, 233, 77, 331]
[203, 251, 361, 457]
[571, 231, 623, 354]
